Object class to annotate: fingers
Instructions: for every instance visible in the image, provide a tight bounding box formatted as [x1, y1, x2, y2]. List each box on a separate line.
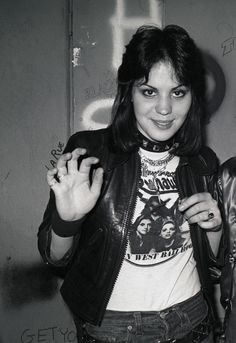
[47, 147, 88, 188]
[46, 147, 102, 190]
[56, 152, 73, 177]
[90, 167, 104, 196]
[178, 193, 212, 212]
[56, 148, 87, 176]
[178, 192, 222, 228]
[47, 168, 59, 188]
[56, 148, 99, 177]
[67, 148, 87, 173]
[79, 156, 100, 174]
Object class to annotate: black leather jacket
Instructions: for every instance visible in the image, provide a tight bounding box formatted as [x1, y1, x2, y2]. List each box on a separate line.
[218, 157, 236, 316]
[38, 128, 221, 326]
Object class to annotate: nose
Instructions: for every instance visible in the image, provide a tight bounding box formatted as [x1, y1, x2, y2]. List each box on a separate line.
[155, 96, 172, 115]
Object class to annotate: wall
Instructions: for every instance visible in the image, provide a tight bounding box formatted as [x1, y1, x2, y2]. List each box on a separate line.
[72, 0, 236, 162]
[0, 0, 76, 342]
[72, 0, 163, 132]
[164, 0, 236, 163]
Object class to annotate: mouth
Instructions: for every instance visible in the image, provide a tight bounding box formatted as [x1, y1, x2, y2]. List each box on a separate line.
[151, 119, 174, 130]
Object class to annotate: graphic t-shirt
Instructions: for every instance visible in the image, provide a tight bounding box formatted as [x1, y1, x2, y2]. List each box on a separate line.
[107, 148, 201, 311]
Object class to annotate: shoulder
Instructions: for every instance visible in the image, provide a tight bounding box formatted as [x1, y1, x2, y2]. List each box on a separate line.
[188, 146, 219, 175]
[220, 156, 236, 178]
[65, 128, 110, 153]
[64, 127, 131, 170]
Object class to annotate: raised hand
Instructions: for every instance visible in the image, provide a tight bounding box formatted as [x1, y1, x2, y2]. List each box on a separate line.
[47, 148, 104, 221]
[178, 192, 222, 231]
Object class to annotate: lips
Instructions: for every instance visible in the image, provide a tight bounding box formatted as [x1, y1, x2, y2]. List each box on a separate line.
[151, 119, 174, 129]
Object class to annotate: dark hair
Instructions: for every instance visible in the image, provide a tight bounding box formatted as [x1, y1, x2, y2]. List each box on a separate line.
[110, 24, 207, 155]
[132, 214, 152, 233]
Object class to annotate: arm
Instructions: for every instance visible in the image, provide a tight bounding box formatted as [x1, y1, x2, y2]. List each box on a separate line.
[38, 147, 104, 266]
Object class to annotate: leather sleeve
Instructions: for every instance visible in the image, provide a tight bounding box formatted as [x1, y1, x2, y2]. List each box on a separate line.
[219, 157, 236, 308]
[37, 128, 109, 272]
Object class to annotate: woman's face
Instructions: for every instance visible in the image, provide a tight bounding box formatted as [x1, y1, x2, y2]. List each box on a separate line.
[137, 218, 152, 235]
[132, 61, 192, 142]
[160, 222, 176, 239]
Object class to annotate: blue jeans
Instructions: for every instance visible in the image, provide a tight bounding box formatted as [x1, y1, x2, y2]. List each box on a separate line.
[76, 292, 214, 342]
[225, 295, 236, 343]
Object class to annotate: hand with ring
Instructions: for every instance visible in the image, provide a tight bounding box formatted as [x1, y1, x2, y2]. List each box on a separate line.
[47, 148, 104, 221]
[178, 192, 222, 231]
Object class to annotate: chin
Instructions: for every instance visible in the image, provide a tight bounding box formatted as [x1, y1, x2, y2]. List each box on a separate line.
[150, 133, 174, 142]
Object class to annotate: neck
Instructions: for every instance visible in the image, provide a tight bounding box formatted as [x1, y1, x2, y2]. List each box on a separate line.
[137, 131, 174, 152]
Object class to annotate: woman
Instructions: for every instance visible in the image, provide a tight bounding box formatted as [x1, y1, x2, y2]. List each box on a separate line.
[129, 215, 154, 254]
[154, 217, 185, 252]
[38, 24, 222, 343]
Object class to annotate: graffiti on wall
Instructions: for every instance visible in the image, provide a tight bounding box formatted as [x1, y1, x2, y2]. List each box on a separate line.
[221, 36, 236, 56]
[20, 326, 76, 343]
[75, 0, 163, 131]
[45, 141, 65, 170]
[217, 22, 236, 57]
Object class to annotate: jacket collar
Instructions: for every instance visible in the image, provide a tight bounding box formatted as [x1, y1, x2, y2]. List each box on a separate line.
[179, 147, 218, 176]
[108, 147, 218, 176]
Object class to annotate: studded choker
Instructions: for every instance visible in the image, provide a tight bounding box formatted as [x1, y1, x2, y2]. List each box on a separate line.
[137, 131, 174, 152]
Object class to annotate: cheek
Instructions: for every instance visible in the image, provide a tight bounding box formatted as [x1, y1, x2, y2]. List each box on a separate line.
[174, 97, 192, 117]
[175, 109, 189, 125]
[133, 99, 153, 117]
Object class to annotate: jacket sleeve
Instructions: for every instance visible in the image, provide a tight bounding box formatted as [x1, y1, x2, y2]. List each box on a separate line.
[193, 147, 224, 281]
[218, 157, 236, 309]
[206, 171, 225, 283]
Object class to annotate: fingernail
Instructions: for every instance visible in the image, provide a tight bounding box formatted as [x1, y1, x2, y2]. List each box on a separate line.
[80, 148, 87, 154]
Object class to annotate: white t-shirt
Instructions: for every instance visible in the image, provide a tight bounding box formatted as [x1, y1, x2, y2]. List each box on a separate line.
[107, 148, 201, 311]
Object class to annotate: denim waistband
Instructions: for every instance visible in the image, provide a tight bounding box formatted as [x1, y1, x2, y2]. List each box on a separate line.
[83, 291, 210, 342]
[105, 291, 208, 329]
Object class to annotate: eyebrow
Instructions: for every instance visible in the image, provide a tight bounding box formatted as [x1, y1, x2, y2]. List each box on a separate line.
[139, 83, 187, 90]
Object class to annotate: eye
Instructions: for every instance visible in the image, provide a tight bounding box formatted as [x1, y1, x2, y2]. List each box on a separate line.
[142, 88, 157, 98]
[172, 89, 187, 98]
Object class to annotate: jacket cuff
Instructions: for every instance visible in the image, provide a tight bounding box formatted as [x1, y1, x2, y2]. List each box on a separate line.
[52, 210, 84, 237]
[42, 228, 80, 269]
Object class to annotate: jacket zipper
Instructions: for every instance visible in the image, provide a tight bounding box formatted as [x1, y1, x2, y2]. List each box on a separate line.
[97, 153, 141, 325]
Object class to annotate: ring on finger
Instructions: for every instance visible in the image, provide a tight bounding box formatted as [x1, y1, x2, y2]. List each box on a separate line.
[208, 210, 214, 220]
